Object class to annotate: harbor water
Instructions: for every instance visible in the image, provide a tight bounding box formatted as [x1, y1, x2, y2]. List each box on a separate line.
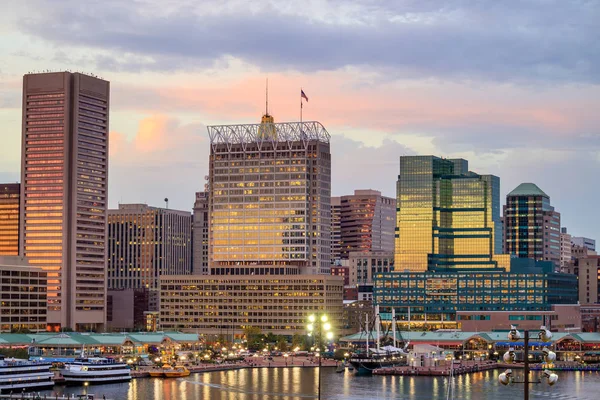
[40, 367, 600, 399]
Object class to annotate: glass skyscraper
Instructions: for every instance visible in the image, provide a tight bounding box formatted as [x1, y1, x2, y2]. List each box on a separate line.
[395, 156, 508, 272]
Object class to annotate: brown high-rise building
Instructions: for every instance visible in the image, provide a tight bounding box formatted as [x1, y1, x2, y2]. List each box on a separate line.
[339, 190, 395, 259]
[0, 184, 20, 256]
[20, 72, 109, 332]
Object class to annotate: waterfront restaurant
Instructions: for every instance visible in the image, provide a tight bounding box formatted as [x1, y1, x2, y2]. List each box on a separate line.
[0, 332, 201, 361]
[339, 330, 600, 362]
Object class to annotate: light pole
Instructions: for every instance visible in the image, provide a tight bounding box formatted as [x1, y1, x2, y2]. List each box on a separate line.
[499, 325, 558, 399]
[307, 313, 333, 400]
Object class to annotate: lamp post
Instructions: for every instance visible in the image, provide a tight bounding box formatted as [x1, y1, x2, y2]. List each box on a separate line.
[307, 313, 333, 400]
[499, 325, 558, 399]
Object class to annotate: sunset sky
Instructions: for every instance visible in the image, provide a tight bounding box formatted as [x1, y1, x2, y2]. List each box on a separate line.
[1, 0, 599, 240]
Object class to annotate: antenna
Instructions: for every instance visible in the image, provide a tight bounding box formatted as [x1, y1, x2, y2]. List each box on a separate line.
[265, 77, 269, 115]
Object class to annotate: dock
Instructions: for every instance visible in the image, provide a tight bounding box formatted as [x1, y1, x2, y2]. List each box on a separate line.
[373, 361, 498, 377]
[0, 395, 114, 400]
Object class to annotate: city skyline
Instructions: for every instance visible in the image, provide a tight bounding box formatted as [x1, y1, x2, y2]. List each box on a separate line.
[0, 0, 599, 243]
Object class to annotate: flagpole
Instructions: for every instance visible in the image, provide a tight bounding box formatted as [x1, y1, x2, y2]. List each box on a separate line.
[300, 88, 303, 125]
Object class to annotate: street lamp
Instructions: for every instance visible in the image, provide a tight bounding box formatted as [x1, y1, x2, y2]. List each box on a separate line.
[307, 313, 333, 400]
[499, 325, 558, 399]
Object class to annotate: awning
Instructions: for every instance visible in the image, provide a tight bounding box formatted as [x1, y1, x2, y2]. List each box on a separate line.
[495, 341, 552, 347]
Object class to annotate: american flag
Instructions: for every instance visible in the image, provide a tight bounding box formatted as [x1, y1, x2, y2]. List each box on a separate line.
[301, 89, 308, 102]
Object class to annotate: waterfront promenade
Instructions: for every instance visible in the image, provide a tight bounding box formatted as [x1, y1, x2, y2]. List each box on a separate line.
[130, 355, 338, 378]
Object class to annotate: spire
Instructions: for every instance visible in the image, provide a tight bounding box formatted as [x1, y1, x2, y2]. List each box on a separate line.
[259, 77, 276, 139]
[266, 77, 269, 115]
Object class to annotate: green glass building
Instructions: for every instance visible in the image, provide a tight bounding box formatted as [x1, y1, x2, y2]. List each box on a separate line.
[395, 156, 509, 272]
[374, 259, 578, 327]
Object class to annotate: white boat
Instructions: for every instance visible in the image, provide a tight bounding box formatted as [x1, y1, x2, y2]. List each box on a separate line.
[61, 357, 131, 385]
[0, 356, 54, 393]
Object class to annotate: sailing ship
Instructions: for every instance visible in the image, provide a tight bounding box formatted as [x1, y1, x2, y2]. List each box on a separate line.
[349, 306, 408, 375]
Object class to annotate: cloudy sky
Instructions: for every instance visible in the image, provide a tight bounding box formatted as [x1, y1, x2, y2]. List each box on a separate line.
[1, 0, 599, 240]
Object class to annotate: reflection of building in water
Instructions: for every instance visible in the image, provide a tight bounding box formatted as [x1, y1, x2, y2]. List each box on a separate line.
[207, 114, 332, 275]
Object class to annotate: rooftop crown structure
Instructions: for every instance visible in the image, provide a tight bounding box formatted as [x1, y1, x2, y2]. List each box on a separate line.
[207, 119, 332, 275]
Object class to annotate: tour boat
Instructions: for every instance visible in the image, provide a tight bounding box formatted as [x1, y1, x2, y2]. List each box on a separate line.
[163, 365, 190, 378]
[0, 356, 54, 393]
[61, 357, 131, 385]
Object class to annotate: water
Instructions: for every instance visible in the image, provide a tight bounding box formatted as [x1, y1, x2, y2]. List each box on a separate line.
[41, 368, 600, 399]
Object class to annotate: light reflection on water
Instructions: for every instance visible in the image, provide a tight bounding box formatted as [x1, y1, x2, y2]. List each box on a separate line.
[41, 368, 600, 400]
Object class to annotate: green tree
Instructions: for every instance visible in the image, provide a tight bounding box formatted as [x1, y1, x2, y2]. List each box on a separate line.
[291, 333, 306, 350]
[244, 327, 264, 351]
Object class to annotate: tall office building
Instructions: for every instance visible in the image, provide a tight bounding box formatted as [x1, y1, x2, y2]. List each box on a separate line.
[504, 183, 561, 265]
[339, 189, 395, 259]
[20, 72, 109, 331]
[192, 192, 209, 275]
[0, 184, 20, 255]
[394, 156, 507, 272]
[207, 117, 331, 275]
[572, 236, 596, 252]
[330, 196, 342, 263]
[107, 204, 192, 290]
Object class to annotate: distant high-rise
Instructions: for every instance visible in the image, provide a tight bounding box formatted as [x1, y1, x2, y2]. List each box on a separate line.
[107, 203, 192, 292]
[20, 72, 109, 331]
[560, 227, 572, 268]
[192, 191, 209, 275]
[504, 183, 561, 265]
[339, 189, 395, 259]
[0, 184, 20, 256]
[572, 236, 596, 252]
[330, 196, 342, 263]
[207, 118, 331, 275]
[394, 156, 507, 272]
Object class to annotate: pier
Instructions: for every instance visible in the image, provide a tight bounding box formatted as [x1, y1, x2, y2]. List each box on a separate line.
[373, 361, 498, 377]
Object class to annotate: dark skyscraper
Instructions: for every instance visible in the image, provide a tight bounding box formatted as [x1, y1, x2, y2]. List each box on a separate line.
[504, 183, 561, 265]
[20, 72, 109, 331]
[192, 191, 209, 275]
[0, 184, 20, 256]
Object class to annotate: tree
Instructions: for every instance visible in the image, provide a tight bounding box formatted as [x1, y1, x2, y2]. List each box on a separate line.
[292, 333, 306, 351]
[244, 327, 264, 351]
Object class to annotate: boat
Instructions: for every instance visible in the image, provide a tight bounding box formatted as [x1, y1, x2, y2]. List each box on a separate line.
[336, 362, 345, 373]
[148, 364, 172, 378]
[61, 357, 131, 385]
[163, 365, 190, 378]
[0, 355, 54, 393]
[349, 306, 408, 375]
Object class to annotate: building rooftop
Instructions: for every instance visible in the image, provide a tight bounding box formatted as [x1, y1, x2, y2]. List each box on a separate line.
[508, 183, 549, 198]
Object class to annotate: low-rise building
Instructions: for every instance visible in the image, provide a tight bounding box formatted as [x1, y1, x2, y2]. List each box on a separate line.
[0, 256, 47, 332]
[457, 304, 581, 332]
[107, 289, 151, 332]
[159, 275, 344, 337]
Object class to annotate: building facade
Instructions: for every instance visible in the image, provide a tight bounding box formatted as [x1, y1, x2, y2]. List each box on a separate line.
[395, 156, 507, 272]
[456, 304, 581, 333]
[158, 275, 344, 336]
[338, 190, 395, 259]
[107, 204, 192, 302]
[20, 72, 109, 331]
[0, 256, 47, 332]
[504, 183, 561, 266]
[207, 120, 331, 275]
[106, 288, 150, 331]
[348, 250, 394, 286]
[572, 256, 600, 305]
[374, 260, 578, 329]
[330, 196, 342, 263]
[0, 184, 20, 256]
[572, 236, 596, 252]
[192, 191, 209, 275]
[560, 228, 572, 268]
